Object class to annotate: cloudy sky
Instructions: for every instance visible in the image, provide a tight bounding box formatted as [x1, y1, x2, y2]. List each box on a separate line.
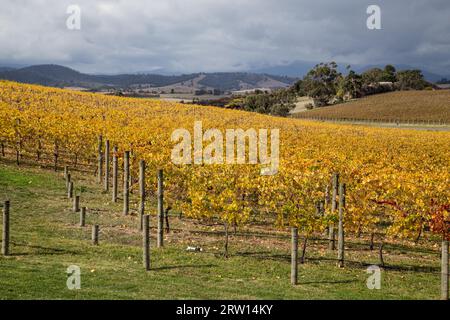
[0, 0, 449, 75]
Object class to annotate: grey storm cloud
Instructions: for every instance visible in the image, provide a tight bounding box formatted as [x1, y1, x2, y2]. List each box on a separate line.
[0, 0, 449, 74]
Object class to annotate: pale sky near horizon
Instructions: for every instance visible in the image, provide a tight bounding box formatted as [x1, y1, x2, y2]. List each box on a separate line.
[0, 0, 449, 75]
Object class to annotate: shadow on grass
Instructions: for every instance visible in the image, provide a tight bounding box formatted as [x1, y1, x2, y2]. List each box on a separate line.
[343, 241, 438, 256]
[235, 251, 440, 274]
[381, 264, 440, 273]
[300, 279, 357, 285]
[235, 251, 290, 262]
[9, 242, 80, 256]
[151, 264, 217, 271]
[307, 257, 440, 273]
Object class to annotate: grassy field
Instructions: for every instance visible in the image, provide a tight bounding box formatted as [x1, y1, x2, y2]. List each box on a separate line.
[0, 160, 445, 300]
[293, 90, 450, 123]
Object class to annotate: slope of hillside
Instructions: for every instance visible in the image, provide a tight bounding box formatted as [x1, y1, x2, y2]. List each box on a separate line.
[293, 91, 450, 122]
[0, 67, 16, 72]
[198, 73, 295, 91]
[0, 81, 449, 301]
[0, 65, 198, 88]
[0, 64, 296, 91]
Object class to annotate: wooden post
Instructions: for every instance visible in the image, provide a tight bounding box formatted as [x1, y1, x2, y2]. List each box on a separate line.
[379, 242, 385, 267]
[157, 169, 164, 248]
[224, 223, 229, 258]
[128, 156, 133, 194]
[165, 207, 171, 233]
[143, 215, 150, 270]
[112, 146, 118, 202]
[337, 183, 346, 268]
[291, 227, 298, 285]
[370, 233, 375, 250]
[92, 225, 99, 245]
[73, 195, 80, 213]
[53, 143, 58, 171]
[323, 186, 330, 237]
[66, 173, 71, 188]
[97, 135, 103, 184]
[64, 166, 69, 180]
[123, 151, 130, 215]
[139, 160, 146, 231]
[315, 201, 321, 218]
[442, 240, 449, 300]
[68, 182, 74, 199]
[2, 200, 10, 256]
[80, 207, 86, 227]
[329, 173, 339, 250]
[104, 140, 110, 191]
[324, 185, 330, 209]
[300, 236, 308, 264]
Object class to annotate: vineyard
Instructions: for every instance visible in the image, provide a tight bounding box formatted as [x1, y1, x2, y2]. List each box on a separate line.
[0, 80, 449, 299]
[293, 90, 450, 123]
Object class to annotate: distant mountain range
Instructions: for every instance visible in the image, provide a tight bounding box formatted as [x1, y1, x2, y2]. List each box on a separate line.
[0, 63, 447, 92]
[0, 67, 16, 72]
[0, 65, 298, 91]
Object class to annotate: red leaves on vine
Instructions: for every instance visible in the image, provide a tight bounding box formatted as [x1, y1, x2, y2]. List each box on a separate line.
[429, 202, 450, 241]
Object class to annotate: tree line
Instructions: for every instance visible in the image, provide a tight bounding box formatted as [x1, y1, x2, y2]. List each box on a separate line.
[226, 62, 434, 116]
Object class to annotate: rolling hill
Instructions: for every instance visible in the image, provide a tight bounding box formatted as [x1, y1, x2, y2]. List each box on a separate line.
[292, 90, 450, 122]
[0, 64, 297, 91]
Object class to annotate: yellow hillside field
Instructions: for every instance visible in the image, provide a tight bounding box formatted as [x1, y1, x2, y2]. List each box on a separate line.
[0, 81, 449, 240]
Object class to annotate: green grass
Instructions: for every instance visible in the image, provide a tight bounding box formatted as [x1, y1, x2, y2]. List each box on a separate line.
[0, 162, 443, 300]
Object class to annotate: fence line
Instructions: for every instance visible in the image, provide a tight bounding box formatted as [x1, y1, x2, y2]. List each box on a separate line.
[294, 116, 450, 126]
[0, 149, 443, 257]
[2, 140, 448, 295]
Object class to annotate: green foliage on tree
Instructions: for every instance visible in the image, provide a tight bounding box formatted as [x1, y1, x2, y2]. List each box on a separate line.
[226, 63, 431, 115]
[292, 79, 306, 96]
[396, 70, 429, 90]
[382, 65, 397, 82]
[362, 68, 384, 85]
[301, 62, 341, 107]
[292, 62, 432, 110]
[226, 88, 296, 117]
[336, 70, 363, 100]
